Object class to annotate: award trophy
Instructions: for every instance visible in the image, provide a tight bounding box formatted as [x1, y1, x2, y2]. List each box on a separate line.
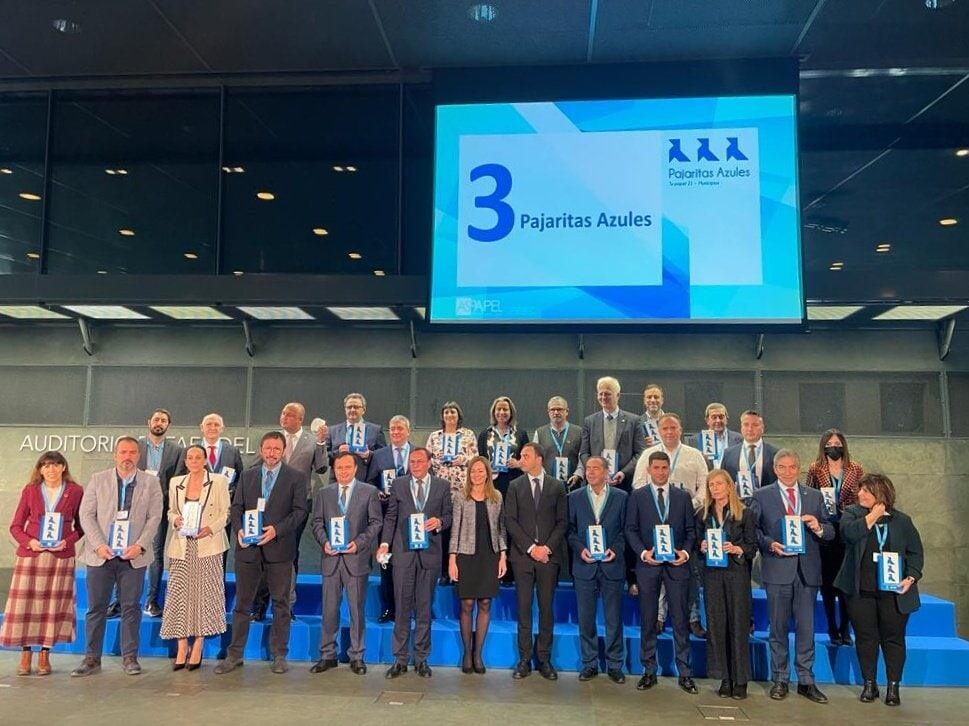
[587, 524, 606, 561]
[492, 442, 510, 473]
[878, 551, 904, 592]
[381, 469, 395, 494]
[602, 449, 618, 480]
[39, 512, 63, 548]
[554, 456, 569, 481]
[705, 528, 728, 568]
[241, 508, 263, 545]
[348, 424, 367, 454]
[179, 501, 202, 538]
[110, 520, 130, 556]
[408, 512, 428, 550]
[737, 472, 754, 499]
[329, 516, 349, 553]
[442, 433, 458, 463]
[653, 524, 675, 562]
[781, 515, 806, 554]
[820, 487, 837, 516]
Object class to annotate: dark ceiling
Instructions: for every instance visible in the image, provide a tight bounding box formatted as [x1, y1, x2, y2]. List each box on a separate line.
[0, 0, 967, 322]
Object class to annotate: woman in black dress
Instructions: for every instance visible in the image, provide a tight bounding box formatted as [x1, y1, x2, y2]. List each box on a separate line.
[477, 396, 529, 500]
[697, 469, 757, 700]
[448, 456, 507, 674]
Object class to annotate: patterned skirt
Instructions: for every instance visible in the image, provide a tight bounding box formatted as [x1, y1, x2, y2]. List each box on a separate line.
[0, 552, 76, 648]
[159, 539, 227, 639]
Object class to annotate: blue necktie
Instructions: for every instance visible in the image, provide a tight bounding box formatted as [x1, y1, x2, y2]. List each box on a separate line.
[262, 469, 276, 500]
[395, 448, 405, 476]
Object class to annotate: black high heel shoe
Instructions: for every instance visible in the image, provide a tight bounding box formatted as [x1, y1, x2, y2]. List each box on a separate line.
[173, 660, 186, 672]
[472, 655, 486, 674]
[461, 652, 473, 674]
[186, 660, 202, 672]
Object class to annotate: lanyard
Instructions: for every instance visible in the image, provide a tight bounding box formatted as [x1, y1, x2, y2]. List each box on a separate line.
[549, 423, 570, 457]
[667, 445, 682, 475]
[708, 508, 730, 529]
[874, 522, 889, 552]
[586, 483, 609, 524]
[41, 482, 65, 513]
[117, 475, 135, 511]
[650, 485, 669, 523]
[337, 481, 355, 515]
[779, 484, 801, 516]
[411, 479, 427, 512]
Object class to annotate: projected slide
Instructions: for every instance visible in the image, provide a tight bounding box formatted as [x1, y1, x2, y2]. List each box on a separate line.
[430, 95, 802, 324]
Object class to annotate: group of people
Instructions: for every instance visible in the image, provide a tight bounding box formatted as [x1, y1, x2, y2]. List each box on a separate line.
[0, 378, 924, 708]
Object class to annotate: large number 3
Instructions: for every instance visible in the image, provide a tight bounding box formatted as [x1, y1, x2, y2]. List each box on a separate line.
[467, 163, 514, 242]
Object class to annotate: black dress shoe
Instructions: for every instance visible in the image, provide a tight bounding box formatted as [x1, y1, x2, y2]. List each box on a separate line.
[829, 631, 843, 646]
[105, 601, 121, 618]
[606, 669, 625, 684]
[310, 658, 338, 674]
[250, 608, 267, 623]
[349, 660, 367, 675]
[416, 661, 432, 678]
[770, 681, 789, 700]
[656, 619, 665, 633]
[678, 676, 698, 694]
[472, 656, 486, 675]
[859, 680, 879, 702]
[840, 631, 853, 646]
[385, 662, 407, 679]
[538, 662, 558, 681]
[731, 683, 747, 700]
[689, 621, 707, 638]
[718, 679, 732, 698]
[797, 683, 828, 703]
[578, 666, 598, 681]
[512, 661, 531, 679]
[377, 609, 395, 624]
[636, 673, 657, 690]
[885, 681, 900, 707]
[144, 602, 162, 618]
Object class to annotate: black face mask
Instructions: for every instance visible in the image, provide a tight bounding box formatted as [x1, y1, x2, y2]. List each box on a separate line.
[825, 446, 844, 461]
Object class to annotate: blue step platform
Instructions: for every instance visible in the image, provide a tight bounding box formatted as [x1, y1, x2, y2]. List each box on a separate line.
[8, 571, 969, 686]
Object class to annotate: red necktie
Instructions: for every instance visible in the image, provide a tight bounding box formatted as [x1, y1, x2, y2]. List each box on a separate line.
[208, 445, 217, 467]
[785, 487, 797, 515]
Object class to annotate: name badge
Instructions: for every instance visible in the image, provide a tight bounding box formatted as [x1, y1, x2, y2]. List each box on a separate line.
[179, 501, 202, 538]
[329, 515, 349, 552]
[109, 520, 130, 555]
[878, 551, 904, 592]
[781, 515, 806, 554]
[442, 433, 458, 463]
[820, 487, 837, 516]
[408, 512, 429, 550]
[348, 425, 368, 453]
[492, 442, 511, 473]
[705, 528, 728, 568]
[554, 456, 570, 481]
[381, 469, 396, 494]
[39, 512, 63, 548]
[144, 469, 159, 478]
[736, 472, 754, 499]
[586, 524, 607, 561]
[220, 466, 236, 483]
[241, 508, 263, 545]
[116, 509, 129, 521]
[602, 449, 618, 479]
[653, 524, 675, 562]
[256, 497, 266, 512]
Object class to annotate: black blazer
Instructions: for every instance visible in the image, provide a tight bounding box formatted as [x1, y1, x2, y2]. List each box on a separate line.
[696, 506, 758, 572]
[230, 463, 309, 564]
[625, 484, 696, 580]
[380, 474, 453, 570]
[835, 504, 924, 614]
[504, 472, 567, 563]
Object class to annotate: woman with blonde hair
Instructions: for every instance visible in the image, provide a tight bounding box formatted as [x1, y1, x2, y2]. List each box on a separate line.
[448, 456, 507, 674]
[477, 396, 529, 500]
[697, 469, 757, 700]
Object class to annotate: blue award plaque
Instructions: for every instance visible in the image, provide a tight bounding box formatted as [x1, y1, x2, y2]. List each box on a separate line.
[408, 512, 429, 550]
[586, 525, 606, 561]
[329, 515, 349, 552]
[381, 469, 395, 494]
[781, 515, 806, 554]
[820, 487, 837, 517]
[492, 442, 511, 473]
[442, 433, 459, 463]
[705, 528, 728, 568]
[39, 512, 63, 548]
[241, 508, 263, 545]
[737, 472, 754, 499]
[554, 456, 569, 481]
[878, 551, 904, 592]
[602, 449, 618, 479]
[699, 429, 719, 462]
[109, 520, 130, 556]
[653, 524, 675, 562]
[347, 424, 368, 454]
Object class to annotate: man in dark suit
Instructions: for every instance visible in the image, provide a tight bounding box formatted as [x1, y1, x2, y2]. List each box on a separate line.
[685, 402, 742, 471]
[626, 451, 698, 694]
[533, 395, 584, 488]
[215, 432, 309, 675]
[310, 452, 382, 675]
[568, 455, 627, 683]
[578, 376, 645, 491]
[366, 414, 413, 623]
[326, 392, 386, 481]
[196, 412, 245, 497]
[753, 448, 834, 704]
[505, 442, 567, 680]
[721, 410, 779, 499]
[377, 447, 452, 679]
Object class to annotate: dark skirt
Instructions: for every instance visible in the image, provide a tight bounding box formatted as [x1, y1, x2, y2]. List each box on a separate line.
[456, 500, 499, 599]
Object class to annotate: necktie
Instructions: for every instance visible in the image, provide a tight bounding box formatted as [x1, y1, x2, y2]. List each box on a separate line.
[785, 487, 797, 515]
[657, 486, 666, 520]
[747, 444, 759, 486]
[416, 478, 425, 509]
[340, 485, 348, 509]
[208, 445, 217, 467]
[604, 413, 617, 450]
[285, 433, 295, 463]
[395, 447, 404, 475]
[262, 469, 276, 500]
[531, 477, 541, 504]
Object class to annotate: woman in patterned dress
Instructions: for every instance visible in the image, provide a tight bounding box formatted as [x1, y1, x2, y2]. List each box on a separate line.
[160, 444, 230, 670]
[1, 451, 84, 676]
[426, 400, 478, 495]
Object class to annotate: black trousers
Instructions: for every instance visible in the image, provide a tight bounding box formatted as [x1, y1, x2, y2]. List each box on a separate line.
[703, 565, 752, 685]
[512, 556, 559, 665]
[847, 591, 910, 682]
[820, 536, 850, 635]
[228, 556, 293, 660]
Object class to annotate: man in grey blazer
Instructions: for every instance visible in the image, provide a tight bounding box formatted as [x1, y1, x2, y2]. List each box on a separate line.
[578, 376, 645, 491]
[377, 447, 452, 679]
[71, 437, 163, 677]
[310, 452, 382, 675]
[752, 448, 834, 704]
[685, 402, 742, 471]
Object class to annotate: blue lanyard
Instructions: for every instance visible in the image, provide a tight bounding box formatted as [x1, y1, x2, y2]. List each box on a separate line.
[779, 484, 801, 516]
[41, 482, 65, 513]
[586, 483, 609, 524]
[549, 423, 570, 457]
[874, 522, 889, 552]
[667, 445, 682, 474]
[650, 485, 669, 523]
[337, 482, 354, 515]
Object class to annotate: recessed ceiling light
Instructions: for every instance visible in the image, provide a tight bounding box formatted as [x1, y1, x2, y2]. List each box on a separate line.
[829, 265, 843, 271]
[0, 305, 68, 320]
[104, 168, 128, 175]
[118, 228, 135, 237]
[117, 169, 128, 175]
[939, 218, 958, 226]
[105, 169, 116, 175]
[233, 166, 244, 173]
[26, 252, 40, 260]
[327, 307, 399, 321]
[332, 165, 345, 172]
[874, 305, 967, 321]
[18, 192, 41, 201]
[345, 165, 357, 172]
[256, 191, 275, 201]
[232, 270, 244, 276]
[348, 252, 362, 260]
[875, 243, 891, 253]
[806, 306, 864, 321]
[373, 270, 385, 276]
[150, 306, 231, 321]
[237, 306, 314, 321]
[468, 3, 498, 22]
[312, 227, 329, 236]
[0, 168, 13, 174]
[62, 305, 148, 320]
[183, 252, 198, 260]
[96, 270, 108, 275]
[52, 19, 82, 34]
[957, 149, 969, 157]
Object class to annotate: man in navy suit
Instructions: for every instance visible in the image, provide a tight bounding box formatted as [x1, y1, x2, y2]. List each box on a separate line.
[568, 456, 627, 683]
[326, 392, 386, 481]
[685, 402, 742, 471]
[721, 410, 779, 500]
[752, 448, 834, 703]
[626, 451, 698, 694]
